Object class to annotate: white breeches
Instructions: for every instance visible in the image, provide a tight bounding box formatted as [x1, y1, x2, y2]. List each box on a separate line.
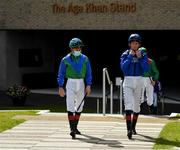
[123, 76, 144, 113]
[141, 77, 154, 106]
[66, 79, 85, 113]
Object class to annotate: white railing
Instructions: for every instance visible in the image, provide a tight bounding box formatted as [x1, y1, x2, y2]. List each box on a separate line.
[115, 77, 123, 114]
[102, 68, 113, 115]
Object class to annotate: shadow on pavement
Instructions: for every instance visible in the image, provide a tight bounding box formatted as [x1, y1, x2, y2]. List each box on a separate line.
[136, 133, 156, 142]
[138, 133, 180, 147]
[153, 137, 180, 148]
[76, 134, 124, 148]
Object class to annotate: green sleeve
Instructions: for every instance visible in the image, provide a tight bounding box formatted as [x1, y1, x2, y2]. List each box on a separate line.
[151, 60, 159, 80]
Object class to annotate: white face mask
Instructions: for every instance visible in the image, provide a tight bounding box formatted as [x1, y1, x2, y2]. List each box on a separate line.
[73, 51, 81, 57]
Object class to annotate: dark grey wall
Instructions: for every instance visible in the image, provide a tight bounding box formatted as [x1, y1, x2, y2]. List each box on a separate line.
[0, 31, 55, 89]
[0, 31, 7, 89]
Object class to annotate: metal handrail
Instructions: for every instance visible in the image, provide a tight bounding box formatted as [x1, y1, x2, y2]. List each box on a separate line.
[160, 94, 180, 115]
[119, 79, 123, 114]
[163, 95, 180, 102]
[105, 69, 111, 85]
[115, 77, 123, 114]
[103, 68, 113, 116]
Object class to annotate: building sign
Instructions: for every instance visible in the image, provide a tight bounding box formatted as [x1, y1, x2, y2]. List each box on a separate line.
[1, 0, 180, 30]
[52, 2, 136, 15]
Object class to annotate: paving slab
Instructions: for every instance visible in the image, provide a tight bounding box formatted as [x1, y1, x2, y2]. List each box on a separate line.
[0, 114, 165, 150]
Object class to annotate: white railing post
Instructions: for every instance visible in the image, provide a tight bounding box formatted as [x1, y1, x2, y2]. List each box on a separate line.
[97, 99, 99, 114]
[161, 95, 165, 115]
[116, 77, 123, 114]
[120, 79, 123, 114]
[110, 82, 113, 114]
[103, 68, 114, 116]
[103, 68, 106, 116]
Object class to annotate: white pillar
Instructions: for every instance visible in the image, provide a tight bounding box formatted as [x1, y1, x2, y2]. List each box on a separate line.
[103, 68, 106, 116]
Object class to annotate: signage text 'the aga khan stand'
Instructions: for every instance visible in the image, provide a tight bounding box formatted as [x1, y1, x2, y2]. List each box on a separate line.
[52, 2, 136, 15]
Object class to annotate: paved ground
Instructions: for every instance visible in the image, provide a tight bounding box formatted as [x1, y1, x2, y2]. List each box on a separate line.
[0, 113, 166, 150]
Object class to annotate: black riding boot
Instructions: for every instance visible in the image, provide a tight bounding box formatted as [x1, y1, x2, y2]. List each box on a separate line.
[149, 104, 154, 114]
[132, 112, 139, 135]
[126, 110, 132, 139]
[68, 111, 76, 139]
[74, 112, 81, 135]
